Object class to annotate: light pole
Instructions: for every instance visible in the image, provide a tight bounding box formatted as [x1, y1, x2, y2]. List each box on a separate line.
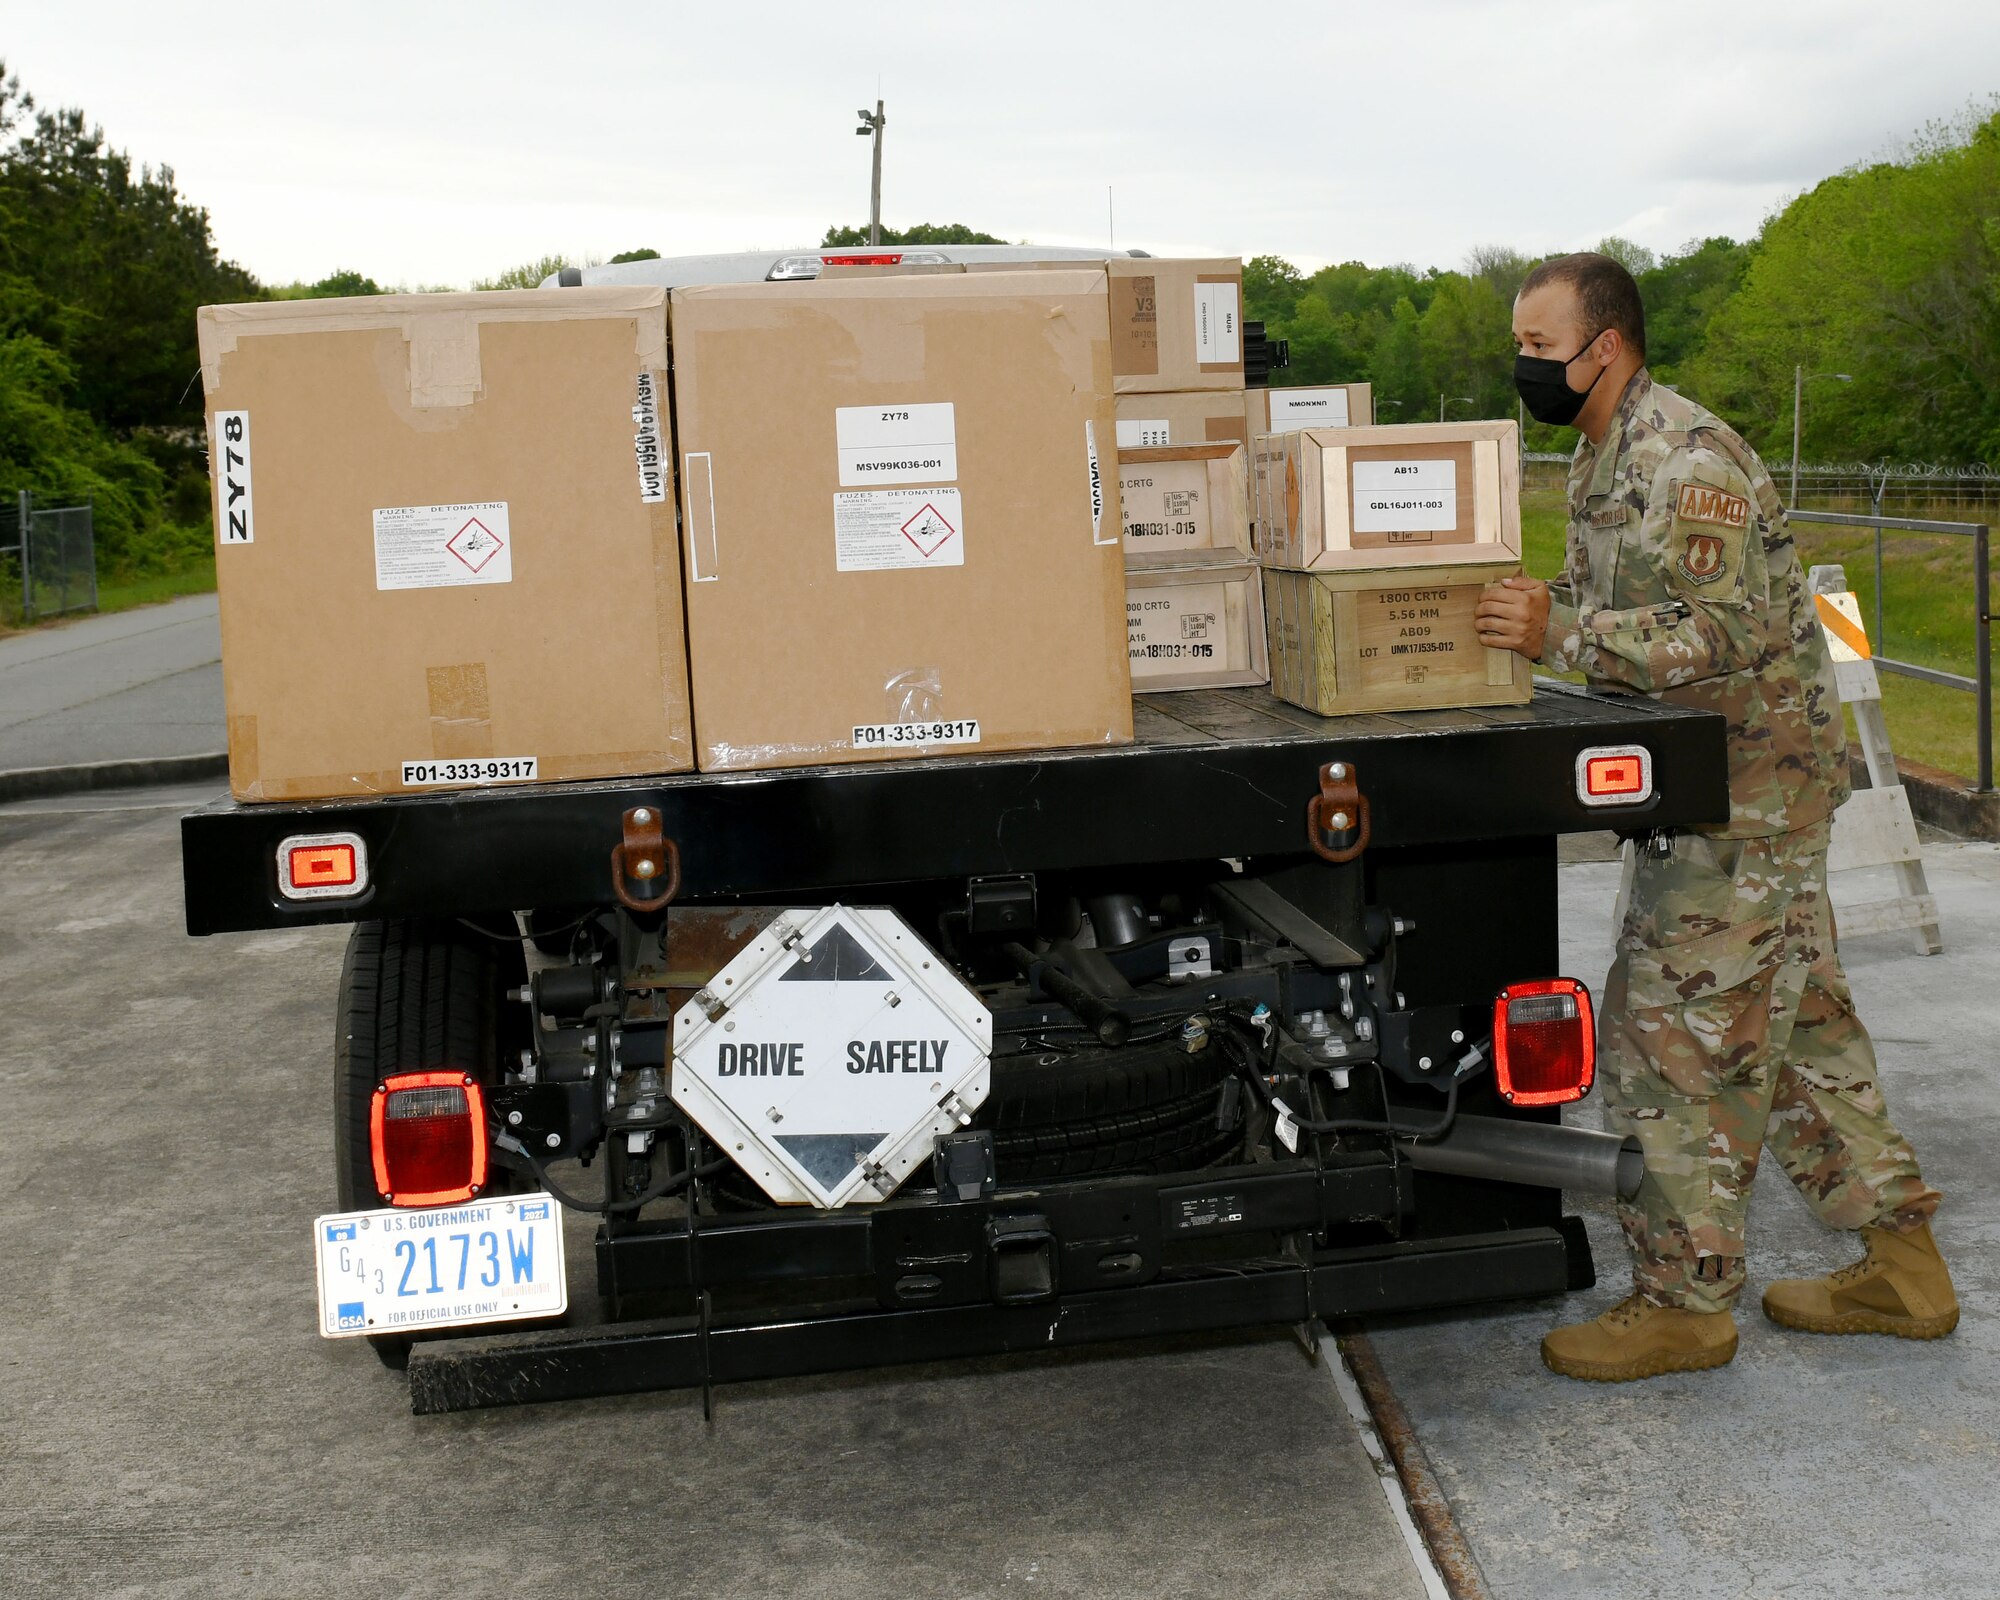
[1440, 394, 1476, 421]
[1790, 364, 1852, 505]
[855, 101, 886, 247]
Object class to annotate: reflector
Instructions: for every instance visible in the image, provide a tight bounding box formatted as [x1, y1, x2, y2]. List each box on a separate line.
[1491, 978, 1596, 1106]
[369, 1070, 488, 1206]
[1573, 744, 1653, 808]
[276, 830, 368, 900]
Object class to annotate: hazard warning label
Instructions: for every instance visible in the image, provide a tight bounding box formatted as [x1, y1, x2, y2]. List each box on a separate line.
[373, 502, 512, 591]
[833, 488, 964, 572]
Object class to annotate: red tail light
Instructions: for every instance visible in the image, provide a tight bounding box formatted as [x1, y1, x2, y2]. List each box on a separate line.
[821, 252, 904, 265]
[1491, 979, 1596, 1106]
[369, 1071, 488, 1206]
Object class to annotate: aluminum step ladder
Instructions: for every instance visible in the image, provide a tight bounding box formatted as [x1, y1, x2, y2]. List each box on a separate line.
[1810, 563, 1943, 954]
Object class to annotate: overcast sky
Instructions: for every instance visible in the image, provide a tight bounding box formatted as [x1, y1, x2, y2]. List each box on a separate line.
[6, 1, 1997, 287]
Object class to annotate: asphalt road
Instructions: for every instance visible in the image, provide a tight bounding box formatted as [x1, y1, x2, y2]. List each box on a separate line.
[0, 594, 224, 772]
[0, 785, 1431, 1600]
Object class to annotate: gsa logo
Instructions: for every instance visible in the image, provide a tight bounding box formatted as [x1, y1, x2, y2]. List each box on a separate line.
[335, 1301, 366, 1330]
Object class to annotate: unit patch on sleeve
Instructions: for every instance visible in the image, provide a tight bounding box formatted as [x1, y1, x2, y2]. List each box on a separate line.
[1668, 478, 1750, 592]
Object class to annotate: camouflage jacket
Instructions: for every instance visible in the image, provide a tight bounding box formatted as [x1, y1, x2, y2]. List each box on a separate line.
[1542, 370, 1849, 838]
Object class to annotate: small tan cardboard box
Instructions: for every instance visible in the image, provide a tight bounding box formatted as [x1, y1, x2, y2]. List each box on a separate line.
[1262, 560, 1531, 717]
[974, 259, 1242, 392]
[1118, 443, 1251, 567]
[1127, 562, 1269, 692]
[1245, 382, 1374, 436]
[197, 287, 693, 802]
[1114, 390, 1250, 448]
[1255, 419, 1521, 574]
[669, 271, 1132, 772]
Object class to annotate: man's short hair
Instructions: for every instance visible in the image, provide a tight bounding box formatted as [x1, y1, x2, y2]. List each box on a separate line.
[1519, 253, 1646, 359]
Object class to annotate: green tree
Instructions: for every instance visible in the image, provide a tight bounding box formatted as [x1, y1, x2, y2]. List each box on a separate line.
[1636, 236, 1754, 381]
[609, 248, 660, 263]
[473, 253, 577, 290]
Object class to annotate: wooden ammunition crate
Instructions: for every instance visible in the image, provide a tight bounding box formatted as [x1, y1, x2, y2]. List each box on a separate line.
[1262, 560, 1531, 716]
[1127, 561, 1268, 692]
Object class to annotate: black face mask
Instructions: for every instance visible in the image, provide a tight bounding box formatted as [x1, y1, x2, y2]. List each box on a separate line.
[1514, 330, 1609, 426]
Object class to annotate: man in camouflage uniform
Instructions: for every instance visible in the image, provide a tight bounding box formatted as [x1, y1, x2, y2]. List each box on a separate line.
[1474, 253, 1956, 1382]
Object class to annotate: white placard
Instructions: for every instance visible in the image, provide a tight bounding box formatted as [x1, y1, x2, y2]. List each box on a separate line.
[836, 402, 957, 486]
[1351, 460, 1457, 535]
[1086, 421, 1110, 544]
[214, 410, 254, 544]
[1194, 283, 1241, 365]
[833, 488, 965, 571]
[373, 502, 512, 590]
[1117, 419, 1172, 449]
[1267, 388, 1351, 432]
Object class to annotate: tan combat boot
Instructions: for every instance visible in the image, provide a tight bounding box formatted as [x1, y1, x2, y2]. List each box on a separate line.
[1541, 1293, 1739, 1381]
[1762, 1220, 1960, 1339]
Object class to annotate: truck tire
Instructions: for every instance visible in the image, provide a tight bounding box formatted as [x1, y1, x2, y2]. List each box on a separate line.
[980, 1038, 1239, 1182]
[333, 919, 528, 1367]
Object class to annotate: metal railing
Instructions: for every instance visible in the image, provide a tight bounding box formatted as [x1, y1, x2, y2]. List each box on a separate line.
[1785, 505, 1993, 794]
[2, 490, 98, 622]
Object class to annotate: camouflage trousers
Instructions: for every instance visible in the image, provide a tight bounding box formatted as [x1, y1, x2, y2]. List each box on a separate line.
[1599, 818, 1939, 1313]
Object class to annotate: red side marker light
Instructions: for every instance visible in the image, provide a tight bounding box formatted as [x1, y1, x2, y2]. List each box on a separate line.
[1575, 744, 1653, 807]
[276, 831, 368, 900]
[1492, 978, 1596, 1106]
[369, 1071, 488, 1207]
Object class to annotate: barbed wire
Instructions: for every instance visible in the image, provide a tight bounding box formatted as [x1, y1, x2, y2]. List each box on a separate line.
[1524, 451, 2000, 480]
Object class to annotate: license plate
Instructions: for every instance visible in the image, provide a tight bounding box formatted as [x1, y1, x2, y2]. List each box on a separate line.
[313, 1193, 568, 1339]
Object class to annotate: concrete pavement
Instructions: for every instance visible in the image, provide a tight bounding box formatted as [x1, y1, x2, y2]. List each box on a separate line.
[1369, 844, 2000, 1600]
[0, 593, 224, 771]
[0, 786, 1432, 1600]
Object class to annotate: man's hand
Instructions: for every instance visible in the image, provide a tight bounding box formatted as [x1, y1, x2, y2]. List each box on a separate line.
[1475, 576, 1550, 661]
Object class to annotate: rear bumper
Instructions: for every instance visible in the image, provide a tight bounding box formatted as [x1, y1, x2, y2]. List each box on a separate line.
[409, 1224, 1580, 1414]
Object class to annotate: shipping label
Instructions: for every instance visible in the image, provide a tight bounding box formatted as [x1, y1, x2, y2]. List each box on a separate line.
[836, 402, 957, 486]
[1351, 460, 1456, 538]
[1117, 418, 1172, 449]
[1194, 282, 1241, 366]
[1267, 388, 1350, 432]
[214, 410, 254, 544]
[851, 719, 981, 750]
[633, 372, 667, 503]
[833, 488, 965, 571]
[1127, 580, 1230, 680]
[1087, 421, 1111, 544]
[373, 502, 512, 591]
[399, 757, 541, 788]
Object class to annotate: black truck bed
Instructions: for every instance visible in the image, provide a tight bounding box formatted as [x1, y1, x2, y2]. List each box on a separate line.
[181, 682, 1726, 936]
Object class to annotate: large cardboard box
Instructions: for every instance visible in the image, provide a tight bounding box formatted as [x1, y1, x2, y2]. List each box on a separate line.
[1118, 443, 1250, 567]
[1262, 561, 1531, 716]
[1255, 420, 1521, 574]
[974, 258, 1242, 392]
[669, 271, 1132, 772]
[197, 287, 693, 801]
[1115, 389, 1249, 449]
[1127, 562, 1268, 692]
[1245, 382, 1374, 436]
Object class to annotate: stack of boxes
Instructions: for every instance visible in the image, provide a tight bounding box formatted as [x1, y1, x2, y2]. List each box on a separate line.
[196, 257, 1530, 802]
[1104, 260, 1267, 694]
[1253, 419, 1531, 715]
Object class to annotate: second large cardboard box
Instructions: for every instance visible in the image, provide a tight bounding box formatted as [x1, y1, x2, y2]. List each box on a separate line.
[669, 271, 1132, 772]
[197, 286, 693, 801]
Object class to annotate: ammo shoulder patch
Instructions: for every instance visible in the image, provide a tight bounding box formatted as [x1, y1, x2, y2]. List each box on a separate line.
[1674, 480, 1749, 530]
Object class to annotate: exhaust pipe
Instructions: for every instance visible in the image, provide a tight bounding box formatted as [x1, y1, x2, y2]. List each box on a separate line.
[1400, 1112, 1642, 1199]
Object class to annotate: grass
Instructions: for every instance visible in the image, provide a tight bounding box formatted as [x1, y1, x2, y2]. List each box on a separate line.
[0, 556, 216, 636]
[1519, 485, 1995, 785]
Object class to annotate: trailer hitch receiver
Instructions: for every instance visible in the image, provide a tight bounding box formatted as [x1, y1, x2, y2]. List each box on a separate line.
[611, 805, 681, 912]
[1308, 761, 1371, 864]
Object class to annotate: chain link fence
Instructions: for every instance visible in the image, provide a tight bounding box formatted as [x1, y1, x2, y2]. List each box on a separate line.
[1, 491, 98, 624]
[1523, 453, 2000, 514]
